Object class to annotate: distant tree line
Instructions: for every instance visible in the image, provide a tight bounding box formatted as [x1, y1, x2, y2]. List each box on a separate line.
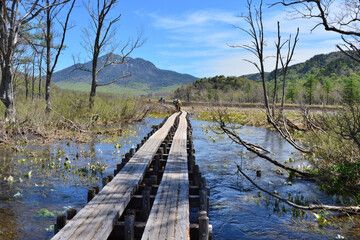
[174, 63, 360, 106]
[174, 75, 263, 103]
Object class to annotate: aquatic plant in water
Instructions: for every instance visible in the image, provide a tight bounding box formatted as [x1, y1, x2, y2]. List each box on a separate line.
[33, 208, 65, 219]
[88, 162, 108, 174]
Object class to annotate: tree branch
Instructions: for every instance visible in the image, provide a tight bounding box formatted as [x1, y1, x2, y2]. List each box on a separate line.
[21, 0, 70, 25]
[50, 0, 75, 75]
[237, 165, 360, 214]
[272, 1, 360, 36]
[96, 73, 131, 87]
[218, 116, 312, 177]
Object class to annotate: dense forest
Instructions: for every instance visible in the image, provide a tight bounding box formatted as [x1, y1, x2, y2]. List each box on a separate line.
[174, 51, 360, 105]
[174, 76, 263, 103]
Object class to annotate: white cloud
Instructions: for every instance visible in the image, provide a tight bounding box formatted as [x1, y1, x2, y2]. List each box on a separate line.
[149, 9, 242, 52]
[188, 40, 339, 77]
[150, 9, 239, 30]
[157, 48, 230, 58]
[144, 7, 345, 77]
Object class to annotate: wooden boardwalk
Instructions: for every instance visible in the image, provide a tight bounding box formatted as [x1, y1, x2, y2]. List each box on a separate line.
[51, 113, 178, 240]
[142, 111, 189, 240]
[52, 111, 211, 240]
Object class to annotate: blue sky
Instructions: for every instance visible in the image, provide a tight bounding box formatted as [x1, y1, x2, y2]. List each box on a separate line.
[57, 0, 342, 78]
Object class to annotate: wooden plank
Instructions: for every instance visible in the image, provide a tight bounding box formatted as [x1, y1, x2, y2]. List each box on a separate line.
[51, 112, 179, 240]
[142, 111, 190, 240]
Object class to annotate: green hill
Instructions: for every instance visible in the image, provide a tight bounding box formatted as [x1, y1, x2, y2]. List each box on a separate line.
[174, 51, 360, 105]
[242, 51, 360, 83]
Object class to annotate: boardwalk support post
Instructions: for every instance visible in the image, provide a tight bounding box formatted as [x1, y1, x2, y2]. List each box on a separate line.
[129, 148, 135, 157]
[188, 154, 194, 172]
[150, 175, 157, 186]
[199, 189, 208, 213]
[116, 163, 123, 173]
[193, 165, 200, 186]
[125, 153, 131, 162]
[54, 214, 67, 234]
[161, 142, 167, 154]
[93, 185, 100, 194]
[124, 209, 135, 240]
[107, 174, 114, 182]
[67, 208, 77, 220]
[102, 177, 109, 188]
[87, 188, 96, 202]
[142, 186, 151, 220]
[154, 154, 160, 175]
[157, 148, 163, 160]
[198, 211, 209, 240]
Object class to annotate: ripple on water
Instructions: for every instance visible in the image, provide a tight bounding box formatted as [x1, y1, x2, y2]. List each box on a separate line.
[218, 222, 248, 240]
[192, 118, 360, 240]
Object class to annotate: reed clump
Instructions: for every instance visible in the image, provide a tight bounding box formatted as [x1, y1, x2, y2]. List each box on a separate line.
[0, 89, 150, 146]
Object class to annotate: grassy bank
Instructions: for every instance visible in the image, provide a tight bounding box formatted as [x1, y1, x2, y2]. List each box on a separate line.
[0, 89, 153, 147]
[55, 81, 183, 95]
[183, 105, 300, 128]
[189, 107, 270, 127]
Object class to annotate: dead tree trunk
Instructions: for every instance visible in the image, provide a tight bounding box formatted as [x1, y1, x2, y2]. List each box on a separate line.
[45, 0, 52, 110]
[38, 50, 43, 98]
[74, 0, 143, 109]
[44, 0, 75, 111]
[89, 33, 100, 109]
[89, 55, 99, 108]
[24, 67, 30, 99]
[0, 61, 16, 120]
[230, 0, 307, 153]
[31, 58, 35, 101]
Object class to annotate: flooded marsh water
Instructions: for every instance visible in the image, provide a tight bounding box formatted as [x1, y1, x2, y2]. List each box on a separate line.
[0, 118, 162, 240]
[0, 117, 359, 239]
[192, 119, 359, 240]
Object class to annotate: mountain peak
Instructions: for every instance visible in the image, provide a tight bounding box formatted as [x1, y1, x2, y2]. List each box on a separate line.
[52, 54, 197, 94]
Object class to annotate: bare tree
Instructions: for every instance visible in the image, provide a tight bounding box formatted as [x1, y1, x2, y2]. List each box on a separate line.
[12, 44, 28, 96]
[272, 0, 360, 62]
[31, 51, 36, 100]
[0, 0, 69, 121]
[75, 0, 144, 109]
[18, 18, 44, 98]
[37, 48, 45, 98]
[41, 0, 75, 110]
[16, 49, 36, 100]
[23, 59, 32, 99]
[229, 0, 268, 111]
[230, 0, 306, 153]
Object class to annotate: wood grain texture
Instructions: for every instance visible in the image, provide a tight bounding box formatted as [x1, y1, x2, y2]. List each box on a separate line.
[142, 111, 190, 240]
[51, 113, 179, 240]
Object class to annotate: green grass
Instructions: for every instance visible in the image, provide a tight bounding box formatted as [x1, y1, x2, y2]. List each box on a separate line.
[0, 85, 152, 147]
[55, 82, 148, 94]
[55, 81, 183, 95]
